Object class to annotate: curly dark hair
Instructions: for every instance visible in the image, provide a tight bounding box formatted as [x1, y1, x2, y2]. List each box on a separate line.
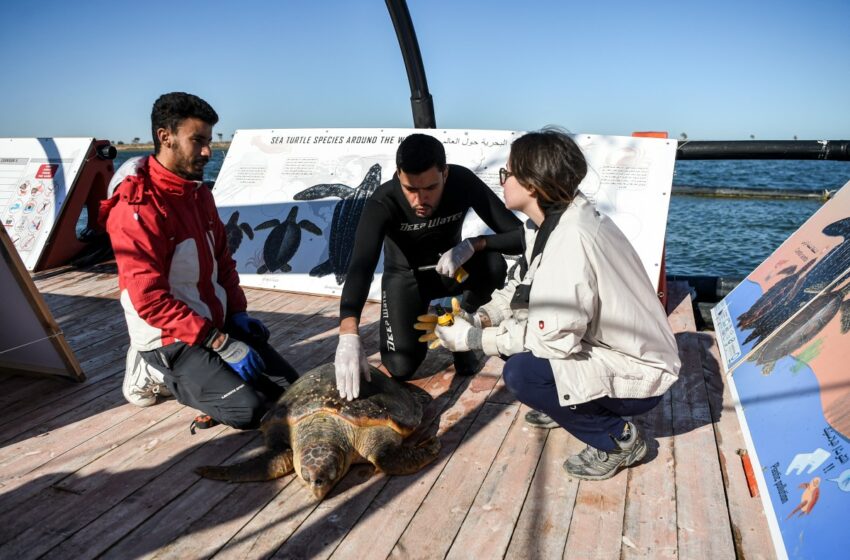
[150, 92, 219, 154]
[509, 127, 587, 211]
[396, 133, 447, 174]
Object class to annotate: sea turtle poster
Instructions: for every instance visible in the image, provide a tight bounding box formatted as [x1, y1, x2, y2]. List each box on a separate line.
[711, 179, 850, 559]
[212, 128, 676, 299]
[0, 137, 93, 270]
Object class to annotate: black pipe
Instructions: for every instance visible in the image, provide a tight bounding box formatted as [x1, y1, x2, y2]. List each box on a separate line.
[385, 0, 436, 128]
[676, 140, 850, 161]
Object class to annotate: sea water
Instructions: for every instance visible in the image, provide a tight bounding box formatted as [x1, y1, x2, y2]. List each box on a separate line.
[109, 151, 850, 279]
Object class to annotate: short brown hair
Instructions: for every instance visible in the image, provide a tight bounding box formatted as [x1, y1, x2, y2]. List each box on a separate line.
[509, 127, 587, 210]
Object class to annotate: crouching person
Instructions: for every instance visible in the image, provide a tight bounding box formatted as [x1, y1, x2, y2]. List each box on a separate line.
[434, 128, 680, 480]
[101, 92, 298, 429]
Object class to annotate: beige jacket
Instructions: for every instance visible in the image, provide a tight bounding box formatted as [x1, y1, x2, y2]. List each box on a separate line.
[479, 194, 680, 406]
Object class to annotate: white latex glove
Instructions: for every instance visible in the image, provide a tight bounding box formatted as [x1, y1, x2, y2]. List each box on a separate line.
[435, 315, 477, 352]
[335, 334, 370, 401]
[435, 239, 475, 277]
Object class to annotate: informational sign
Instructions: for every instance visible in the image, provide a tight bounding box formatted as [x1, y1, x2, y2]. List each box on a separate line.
[0, 225, 83, 381]
[0, 138, 93, 270]
[712, 180, 850, 559]
[213, 128, 675, 299]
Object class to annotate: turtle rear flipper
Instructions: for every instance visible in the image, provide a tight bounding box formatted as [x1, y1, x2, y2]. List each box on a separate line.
[366, 430, 441, 475]
[310, 259, 334, 278]
[195, 448, 294, 482]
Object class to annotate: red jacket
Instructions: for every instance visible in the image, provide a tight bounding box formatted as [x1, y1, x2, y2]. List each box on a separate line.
[99, 156, 246, 350]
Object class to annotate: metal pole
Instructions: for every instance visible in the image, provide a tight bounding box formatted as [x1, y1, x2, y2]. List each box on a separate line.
[676, 140, 850, 161]
[385, 0, 436, 128]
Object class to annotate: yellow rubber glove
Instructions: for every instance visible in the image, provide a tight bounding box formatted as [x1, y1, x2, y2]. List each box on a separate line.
[414, 313, 439, 345]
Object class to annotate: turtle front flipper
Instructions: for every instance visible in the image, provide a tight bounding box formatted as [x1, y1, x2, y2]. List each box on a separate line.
[196, 448, 295, 482]
[299, 220, 322, 236]
[365, 429, 441, 475]
[255, 219, 280, 230]
[294, 184, 354, 200]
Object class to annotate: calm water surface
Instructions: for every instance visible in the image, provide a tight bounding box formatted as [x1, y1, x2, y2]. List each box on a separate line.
[112, 151, 849, 278]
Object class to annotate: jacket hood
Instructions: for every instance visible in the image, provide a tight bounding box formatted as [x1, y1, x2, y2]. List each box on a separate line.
[98, 155, 204, 227]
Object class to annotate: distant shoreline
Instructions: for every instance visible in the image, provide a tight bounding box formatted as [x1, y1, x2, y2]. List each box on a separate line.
[114, 141, 231, 152]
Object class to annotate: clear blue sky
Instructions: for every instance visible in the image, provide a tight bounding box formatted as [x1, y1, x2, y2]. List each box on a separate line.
[1, 0, 847, 142]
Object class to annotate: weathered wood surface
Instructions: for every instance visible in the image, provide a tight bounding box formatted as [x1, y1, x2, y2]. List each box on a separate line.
[0, 269, 774, 559]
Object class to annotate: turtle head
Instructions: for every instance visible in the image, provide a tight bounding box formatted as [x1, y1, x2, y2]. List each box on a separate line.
[298, 441, 349, 500]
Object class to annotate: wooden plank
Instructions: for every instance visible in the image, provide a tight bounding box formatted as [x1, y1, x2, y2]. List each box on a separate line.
[0, 395, 170, 513]
[447, 403, 546, 559]
[619, 288, 683, 559]
[621, 389, 677, 559]
[564, 467, 629, 559]
[0, 388, 131, 477]
[671, 331, 735, 559]
[700, 335, 774, 560]
[329, 361, 502, 559]
[505, 429, 583, 559]
[34, 422, 254, 559]
[388, 401, 515, 560]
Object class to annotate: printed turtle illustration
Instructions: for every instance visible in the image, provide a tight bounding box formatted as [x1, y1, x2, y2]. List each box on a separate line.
[224, 210, 254, 256]
[195, 362, 441, 500]
[748, 275, 850, 375]
[293, 163, 382, 284]
[255, 206, 322, 274]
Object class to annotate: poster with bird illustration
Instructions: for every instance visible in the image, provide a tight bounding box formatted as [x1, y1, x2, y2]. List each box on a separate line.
[712, 180, 850, 559]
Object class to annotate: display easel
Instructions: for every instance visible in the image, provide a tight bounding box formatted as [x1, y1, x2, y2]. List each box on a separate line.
[0, 225, 84, 381]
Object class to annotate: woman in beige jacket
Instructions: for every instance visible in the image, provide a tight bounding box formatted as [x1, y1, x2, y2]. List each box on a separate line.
[433, 128, 680, 481]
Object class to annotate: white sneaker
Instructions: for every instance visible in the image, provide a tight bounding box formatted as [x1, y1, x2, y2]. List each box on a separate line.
[123, 347, 172, 407]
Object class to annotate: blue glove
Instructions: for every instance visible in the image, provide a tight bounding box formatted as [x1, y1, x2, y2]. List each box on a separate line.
[214, 333, 265, 382]
[232, 312, 270, 341]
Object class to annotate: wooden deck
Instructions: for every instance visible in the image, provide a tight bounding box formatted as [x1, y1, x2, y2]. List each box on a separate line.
[0, 264, 777, 559]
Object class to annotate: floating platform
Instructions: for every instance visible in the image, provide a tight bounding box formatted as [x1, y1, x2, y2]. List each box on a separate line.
[0, 267, 775, 559]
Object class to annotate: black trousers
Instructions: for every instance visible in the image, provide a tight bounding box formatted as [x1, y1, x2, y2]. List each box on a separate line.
[380, 250, 507, 378]
[502, 351, 662, 450]
[141, 318, 298, 430]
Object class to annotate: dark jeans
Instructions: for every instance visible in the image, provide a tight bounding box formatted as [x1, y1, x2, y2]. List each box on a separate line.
[380, 250, 507, 378]
[502, 351, 662, 451]
[141, 318, 298, 430]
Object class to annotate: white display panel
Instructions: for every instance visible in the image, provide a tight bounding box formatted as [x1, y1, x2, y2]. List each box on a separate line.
[213, 128, 675, 299]
[0, 137, 93, 270]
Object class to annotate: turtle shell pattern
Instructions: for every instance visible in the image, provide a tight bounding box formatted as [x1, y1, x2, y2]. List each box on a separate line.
[267, 363, 425, 437]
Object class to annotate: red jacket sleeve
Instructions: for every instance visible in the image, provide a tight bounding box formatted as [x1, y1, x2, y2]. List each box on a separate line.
[106, 196, 214, 346]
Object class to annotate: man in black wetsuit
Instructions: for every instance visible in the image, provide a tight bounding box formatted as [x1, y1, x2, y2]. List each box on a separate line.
[334, 134, 523, 400]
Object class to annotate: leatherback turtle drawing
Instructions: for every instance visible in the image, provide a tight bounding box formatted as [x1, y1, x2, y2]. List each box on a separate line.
[224, 210, 254, 256]
[294, 163, 382, 284]
[255, 206, 322, 274]
[195, 362, 440, 500]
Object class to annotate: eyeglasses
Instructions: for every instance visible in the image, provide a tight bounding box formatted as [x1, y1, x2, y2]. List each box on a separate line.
[499, 168, 513, 185]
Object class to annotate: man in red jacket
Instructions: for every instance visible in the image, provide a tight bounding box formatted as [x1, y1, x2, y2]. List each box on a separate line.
[100, 92, 297, 429]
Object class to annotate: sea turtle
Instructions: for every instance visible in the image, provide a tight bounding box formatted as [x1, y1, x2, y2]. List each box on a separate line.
[224, 210, 254, 256]
[748, 276, 850, 375]
[294, 163, 382, 284]
[255, 206, 322, 274]
[195, 362, 440, 500]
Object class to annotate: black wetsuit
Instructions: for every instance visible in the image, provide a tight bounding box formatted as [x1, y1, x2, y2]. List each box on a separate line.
[340, 164, 523, 378]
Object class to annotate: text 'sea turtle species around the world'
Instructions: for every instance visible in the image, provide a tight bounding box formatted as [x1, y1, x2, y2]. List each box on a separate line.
[294, 163, 381, 284]
[195, 362, 440, 500]
[254, 206, 322, 274]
